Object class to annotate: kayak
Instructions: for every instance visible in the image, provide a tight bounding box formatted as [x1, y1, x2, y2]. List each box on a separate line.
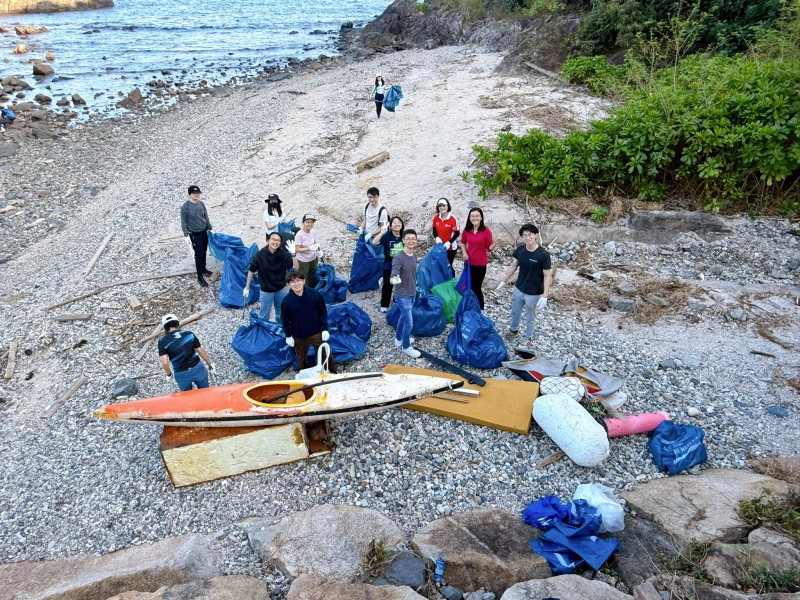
[94, 372, 463, 427]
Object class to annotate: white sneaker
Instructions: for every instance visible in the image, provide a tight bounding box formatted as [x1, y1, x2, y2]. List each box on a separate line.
[378, 277, 383, 287]
[380, 307, 388, 313]
[402, 347, 421, 358]
[394, 337, 415, 347]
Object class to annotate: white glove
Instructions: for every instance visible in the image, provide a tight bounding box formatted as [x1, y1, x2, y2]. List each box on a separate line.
[321, 331, 329, 341]
[537, 297, 548, 310]
[165, 372, 172, 380]
[285, 337, 295, 348]
[285, 240, 296, 255]
[443, 241, 451, 250]
[316, 248, 324, 259]
[435, 236, 442, 245]
[243, 287, 250, 301]
[309, 244, 320, 252]
[390, 275, 401, 285]
[495, 281, 506, 291]
[207, 363, 215, 372]
[380, 224, 388, 235]
[358, 227, 365, 235]
[184, 236, 192, 247]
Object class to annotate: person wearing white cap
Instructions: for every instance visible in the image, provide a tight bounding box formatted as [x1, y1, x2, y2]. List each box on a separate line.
[157, 314, 214, 391]
[294, 214, 321, 284]
[370, 73, 386, 119]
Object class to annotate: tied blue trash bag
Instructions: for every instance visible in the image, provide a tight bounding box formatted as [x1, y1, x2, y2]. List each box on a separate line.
[649, 420, 708, 475]
[328, 302, 372, 362]
[231, 312, 294, 379]
[523, 495, 570, 530]
[446, 289, 508, 368]
[208, 231, 246, 261]
[278, 218, 296, 237]
[219, 242, 260, 308]
[348, 234, 383, 293]
[455, 261, 472, 296]
[386, 293, 446, 337]
[382, 85, 403, 111]
[314, 264, 348, 304]
[417, 243, 452, 294]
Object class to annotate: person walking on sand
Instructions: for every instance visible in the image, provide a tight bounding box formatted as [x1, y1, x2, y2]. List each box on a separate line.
[281, 271, 338, 373]
[370, 73, 387, 119]
[495, 224, 551, 339]
[294, 214, 321, 284]
[158, 313, 214, 392]
[431, 197, 460, 277]
[390, 229, 421, 358]
[372, 215, 405, 312]
[181, 185, 213, 288]
[461, 207, 504, 310]
[244, 232, 299, 322]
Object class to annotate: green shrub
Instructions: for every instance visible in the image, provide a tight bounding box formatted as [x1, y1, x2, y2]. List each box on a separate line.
[442, 0, 486, 22]
[590, 206, 609, 222]
[560, 56, 627, 94]
[523, 0, 564, 17]
[414, 1, 430, 12]
[472, 55, 800, 209]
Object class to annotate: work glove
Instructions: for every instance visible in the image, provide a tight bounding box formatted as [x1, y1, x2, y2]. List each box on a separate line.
[435, 236, 442, 245]
[184, 236, 192, 248]
[390, 275, 401, 285]
[316, 248, 324, 259]
[285, 337, 295, 348]
[207, 363, 215, 372]
[321, 331, 329, 342]
[309, 244, 320, 252]
[358, 227, 365, 235]
[165, 372, 172, 380]
[536, 297, 548, 310]
[443, 241, 451, 250]
[243, 287, 250, 301]
[495, 281, 506, 291]
[285, 240, 296, 255]
[380, 224, 388, 235]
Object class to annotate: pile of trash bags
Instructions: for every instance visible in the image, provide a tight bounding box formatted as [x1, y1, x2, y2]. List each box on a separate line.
[446, 289, 507, 368]
[348, 234, 382, 293]
[416, 243, 452, 294]
[323, 302, 372, 364]
[431, 279, 462, 323]
[208, 232, 260, 308]
[314, 264, 348, 304]
[386, 293, 447, 337]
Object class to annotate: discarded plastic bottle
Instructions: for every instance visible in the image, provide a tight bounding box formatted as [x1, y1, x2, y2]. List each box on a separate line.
[431, 556, 446, 585]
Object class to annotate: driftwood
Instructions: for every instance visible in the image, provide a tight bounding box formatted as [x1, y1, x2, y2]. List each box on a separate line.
[53, 313, 92, 322]
[42, 376, 89, 418]
[524, 62, 560, 79]
[353, 151, 389, 173]
[274, 163, 307, 178]
[536, 450, 566, 470]
[137, 308, 215, 344]
[135, 340, 153, 362]
[4, 341, 17, 380]
[82, 233, 114, 278]
[127, 295, 143, 312]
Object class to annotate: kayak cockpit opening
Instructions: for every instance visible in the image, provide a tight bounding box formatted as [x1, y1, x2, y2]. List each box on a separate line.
[244, 382, 314, 407]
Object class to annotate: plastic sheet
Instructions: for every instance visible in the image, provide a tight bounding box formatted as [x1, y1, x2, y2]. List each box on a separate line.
[430, 278, 462, 324]
[231, 312, 294, 380]
[417, 243, 453, 294]
[348, 234, 383, 293]
[386, 293, 446, 337]
[572, 484, 625, 533]
[313, 264, 348, 304]
[446, 289, 507, 369]
[213, 233, 260, 308]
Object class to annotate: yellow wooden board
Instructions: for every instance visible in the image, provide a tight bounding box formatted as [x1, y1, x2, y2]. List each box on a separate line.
[384, 364, 538, 435]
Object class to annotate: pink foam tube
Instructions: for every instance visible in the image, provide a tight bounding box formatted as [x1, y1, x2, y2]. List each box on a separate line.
[604, 411, 671, 438]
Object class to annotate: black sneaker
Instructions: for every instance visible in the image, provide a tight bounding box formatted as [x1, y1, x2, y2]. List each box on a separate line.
[202, 269, 213, 276]
[197, 276, 209, 287]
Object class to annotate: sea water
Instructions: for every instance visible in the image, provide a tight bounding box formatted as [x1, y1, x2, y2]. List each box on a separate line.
[0, 0, 391, 113]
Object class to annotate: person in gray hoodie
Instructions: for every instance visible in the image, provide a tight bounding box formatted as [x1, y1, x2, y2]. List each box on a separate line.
[180, 185, 213, 287]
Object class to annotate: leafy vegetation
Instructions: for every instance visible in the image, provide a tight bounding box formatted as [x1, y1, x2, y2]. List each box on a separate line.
[441, 0, 486, 23]
[590, 206, 609, 222]
[739, 488, 800, 544]
[658, 541, 711, 582]
[560, 55, 627, 95]
[414, 1, 431, 13]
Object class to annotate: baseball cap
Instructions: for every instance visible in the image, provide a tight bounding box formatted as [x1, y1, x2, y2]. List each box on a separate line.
[437, 198, 448, 207]
[161, 313, 180, 329]
[302, 214, 317, 222]
[187, 185, 201, 195]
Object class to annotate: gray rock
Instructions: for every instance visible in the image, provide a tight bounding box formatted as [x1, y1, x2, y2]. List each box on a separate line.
[632, 581, 662, 600]
[0, 142, 20, 158]
[644, 574, 749, 600]
[710, 265, 724, 276]
[500, 575, 632, 600]
[680, 355, 702, 369]
[728, 309, 747, 321]
[767, 405, 789, 418]
[111, 378, 140, 399]
[441, 586, 465, 600]
[242, 504, 403, 582]
[659, 359, 678, 370]
[71, 94, 86, 106]
[34, 93, 52, 104]
[627, 211, 732, 244]
[56, 97, 70, 106]
[622, 469, 791, 544]
[646, 293, 668, 307]
[613, 517, 679, 589]
[603, 241, 616, 253]
[287, 573, 424, 599]
[615, 282, 637, 297]
[748, 455, 800, 485]
[557, 18, 581, 35]
[33, 61, 55, 76]
[267, 73, 292, 82]
[211, 86, 230, 98]
[771, 268, 790, 279]
[609, 296, 634, 313]
[383, 551, 426, 590]
[411, 508, 551, 597]
[558, 252, 572, 261]
[787, 259, 799, 270]
[128, 87, 144, 105]
[104, 575, 270, 599]
[615, 246, 625, 256]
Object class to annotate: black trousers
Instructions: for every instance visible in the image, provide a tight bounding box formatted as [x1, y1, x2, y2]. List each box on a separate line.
[381, 269, 394, 309]
[189, 230, 208, 276]
[374, 93, 384, 118]
[470, 264, 487, 310]
[447, 249, 457, 278]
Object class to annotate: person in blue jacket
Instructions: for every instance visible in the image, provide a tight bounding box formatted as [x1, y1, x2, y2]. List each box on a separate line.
[370, 73, 386, 119]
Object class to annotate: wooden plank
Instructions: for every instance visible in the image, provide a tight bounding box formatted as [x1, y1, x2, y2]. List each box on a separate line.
[53, 313, 92, 322]
[433, 393, 470, 403]
[0, 204, 17, 214]
[134, 339, 153, 362]
[42, 376, 89, 418]
[82, 232, 114, 278]
[4, 341, 17, 380]
[137, 307, 215, 344]
[354, 151, 389, 173]
[524, 62, 559, 79]
[127, 295, 143, 312]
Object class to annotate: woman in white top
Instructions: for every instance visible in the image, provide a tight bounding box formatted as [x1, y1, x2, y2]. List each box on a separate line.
[263, 193, 283, 242]
[370, 73, 386, 120]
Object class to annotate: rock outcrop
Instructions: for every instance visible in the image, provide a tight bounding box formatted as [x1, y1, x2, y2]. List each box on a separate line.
[1, 0, 113, 14]
[500, 575, 633, 600]
[286, 573, 425, 600]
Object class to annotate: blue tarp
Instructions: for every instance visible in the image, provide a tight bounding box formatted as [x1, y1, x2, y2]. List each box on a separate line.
[348, 234, 383, 293]
[446, 289, 507, 369]
[649, 420, 708, 475]
[386, 293, 446, 337]
[314, 264, 348, 304]
[383, 85, 403, 111]
[231, 312, 294, 380]
[523, 495, 570, 530]
[417, 243, 452, 294]
[208, 232, 260, 308]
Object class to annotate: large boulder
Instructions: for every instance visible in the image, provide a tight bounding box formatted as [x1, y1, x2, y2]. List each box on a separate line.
[748, 455, 800, 486]
[627, 211, 732, 244]
[622, 469, 790, 544]
[286, 573, 424, 600]
[612, 516, 680, 589]
[242, 504, 404, 582]
[0, 534, 218, 600]
[500, 574, 632, 600]
[103, 575, 269, 599]
[411, 508, 551, 596]
[33, 61, 55, 76]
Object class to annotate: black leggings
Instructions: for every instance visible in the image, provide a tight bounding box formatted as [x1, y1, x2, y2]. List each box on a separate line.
[470, 264, 487, 309]
[447, 249, 457, 278]
[374, 93, 384, 118]
[381, 269, 394, 308]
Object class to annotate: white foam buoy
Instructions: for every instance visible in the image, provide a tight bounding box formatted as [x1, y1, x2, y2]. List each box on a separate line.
[533, 393, 610, 467]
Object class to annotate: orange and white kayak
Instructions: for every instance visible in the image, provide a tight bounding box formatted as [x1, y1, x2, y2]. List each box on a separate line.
[94, 372, 462, 427]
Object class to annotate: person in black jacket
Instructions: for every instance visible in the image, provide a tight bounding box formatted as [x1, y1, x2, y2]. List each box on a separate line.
[280, 271, 337, 373]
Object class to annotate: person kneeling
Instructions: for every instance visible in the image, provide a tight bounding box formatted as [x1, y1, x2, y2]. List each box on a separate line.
[281, 271, 338, 374]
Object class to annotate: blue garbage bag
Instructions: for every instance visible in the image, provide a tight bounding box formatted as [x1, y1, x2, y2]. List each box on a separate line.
[522, 495, 570, 530]
[446, 290, 507, 368]
[530, 529, 621, 574]
[417, 244, 452, 294]
[348, 234, 383, 293]
[314, 264, 348, 304]
[328, 302, 371, 362]
[455, 260, 472, 296]
[278, 218, 296, 236]
[231, 312, 294, 379]
[649, 420, 708, 475]
[386, 293, 446, 337]
[383, 85, 403, 112]
[208, 231, 246, 262]
[219, 243, 261, 308]
[551, 500, 603, 538]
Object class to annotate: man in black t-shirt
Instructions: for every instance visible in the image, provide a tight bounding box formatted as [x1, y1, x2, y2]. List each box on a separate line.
[157, 314, 214, 391]
[496, 223, 552, 338]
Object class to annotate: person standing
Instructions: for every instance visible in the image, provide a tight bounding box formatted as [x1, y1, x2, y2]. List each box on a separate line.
[181, 185, 213, 287]
[361, 187, 389, 244]
[370, 73, 386, 119]
[294, 214, 321, 284]
[431, 198, 460, 277]
[372, 216, 405, 312]
[496, 224, 551, 338]
[461, 207, 504, 310]
[263, 193, 284, 242]
[158, 313, 214, 392]
[281, 271, 338, 373]
[390, 229, 421, 358]
[244, 232, 299, 322]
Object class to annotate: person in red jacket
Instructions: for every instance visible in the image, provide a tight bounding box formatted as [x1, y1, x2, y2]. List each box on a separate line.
[461, 207, 504, 309]
[431, 198, 460, 277]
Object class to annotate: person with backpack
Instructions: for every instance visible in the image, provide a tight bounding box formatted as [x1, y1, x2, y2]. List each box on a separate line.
[390, 229, 421, 358]
[431, 197, 460, 277]
[371, 215, 405, 312]
[360, 186, 389, 259]
[461, 207, 504, 310]
[158, 313, 214, 391]
[180, 185, 214, 287]
[496, 223, 551, 338]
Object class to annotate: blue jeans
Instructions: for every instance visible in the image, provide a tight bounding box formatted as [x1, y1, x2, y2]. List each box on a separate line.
[174, 361, 209, 392]
[395, 295, 414, 349]
[259, 286, 289, 322]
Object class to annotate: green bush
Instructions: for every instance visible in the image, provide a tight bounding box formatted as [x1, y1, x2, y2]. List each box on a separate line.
[560, 56, 627, 94]
[442, 0, 486, 22]
[472, 55, 800, 209]
[414, 1, 430, 12]
[523, 0, 564, 17]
